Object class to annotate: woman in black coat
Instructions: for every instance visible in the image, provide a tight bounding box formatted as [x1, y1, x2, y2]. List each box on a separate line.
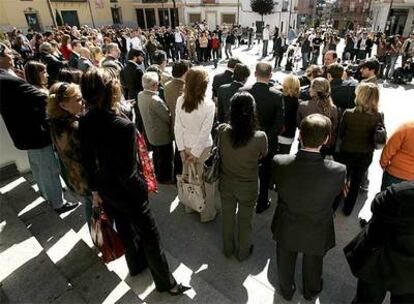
[345, 181, 414, 303]
[79, 68, 189, 295]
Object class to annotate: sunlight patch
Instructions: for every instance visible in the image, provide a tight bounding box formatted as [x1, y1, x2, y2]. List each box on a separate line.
[169, 196, 180, 213]
[46, 230, 80, 263]
[0, 177, 26, 194]
[17, 197, 45, 217]
[102, 281, 130, 304]
[172, 263, 196, 299]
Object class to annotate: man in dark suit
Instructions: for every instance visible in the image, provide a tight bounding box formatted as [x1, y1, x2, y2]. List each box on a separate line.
[102, 42, 127, 96]
[68, 39, 81, 69]
[217, 63, 250, 124]
[271, 114, 346, 301]
[38, 42, 67, 86]
[327, 63, 357, 111]
[346, 181, 414, 303]
[0, 42, 78, 214]
[212, 57, 241, 101]
[240, 62, 284, 213]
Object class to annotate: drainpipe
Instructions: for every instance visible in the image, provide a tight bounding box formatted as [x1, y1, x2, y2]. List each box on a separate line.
[46, 0, 57, 27]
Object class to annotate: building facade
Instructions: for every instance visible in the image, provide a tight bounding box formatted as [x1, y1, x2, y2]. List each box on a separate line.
[332, 0, 372, 30]
[371, 0, 414, 36]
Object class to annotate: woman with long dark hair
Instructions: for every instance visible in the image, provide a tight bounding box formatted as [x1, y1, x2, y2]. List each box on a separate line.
[24, 61, 49, 93]
[79, 68, 189, 295]
[219, 92, 268, 261]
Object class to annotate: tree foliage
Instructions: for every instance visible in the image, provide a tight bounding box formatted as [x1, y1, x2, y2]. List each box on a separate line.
[250, 0, 275, 17]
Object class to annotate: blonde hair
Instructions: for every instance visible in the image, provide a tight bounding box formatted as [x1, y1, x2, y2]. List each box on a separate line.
[47, 82, 81, 119]
[355, 83, 379, 114]
[283, 74, 300, 98]
[311, 77, 334, 117]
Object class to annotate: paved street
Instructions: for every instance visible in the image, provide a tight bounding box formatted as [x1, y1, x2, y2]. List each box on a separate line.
[1, 41, 414, 304]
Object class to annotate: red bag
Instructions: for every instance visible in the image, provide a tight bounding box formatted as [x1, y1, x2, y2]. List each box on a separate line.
[90, 206, 125, 263]
[136, 131, 158, 193]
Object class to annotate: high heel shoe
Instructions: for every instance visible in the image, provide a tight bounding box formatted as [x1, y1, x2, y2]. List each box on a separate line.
[167, 283, 191, 296]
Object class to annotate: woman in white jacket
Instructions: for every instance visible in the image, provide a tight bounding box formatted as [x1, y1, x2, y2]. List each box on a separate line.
[174, 68, 216, 222]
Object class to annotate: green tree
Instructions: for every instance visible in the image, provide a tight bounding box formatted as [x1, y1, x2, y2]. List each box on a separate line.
[250, 0, 275, 21]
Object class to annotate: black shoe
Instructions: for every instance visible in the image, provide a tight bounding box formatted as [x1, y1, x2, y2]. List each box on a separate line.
[168, 283, 191, 296]
[280, 284, 296, 301]
[237, 245, 254, 262]
[256, 201, 271, 214]
[304, 279, 323, 301]
[359, 218, 368, 228]
[54, 201, 79, 214]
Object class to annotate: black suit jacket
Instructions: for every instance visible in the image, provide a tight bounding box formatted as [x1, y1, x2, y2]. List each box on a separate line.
[241, 82, 284, 154]
[271, 151, 346, 256]
[330, 79, 357, 110]
[345, 181, 414, 294]
[68, 52, 80, 69]
[39, 53, 66, 85]
[79, 109, 148, 206]
[217, 81, 243, 124]
[0, 70, 51, 150]
[123, 61, 144, 100]
[212, 69, 233, 99]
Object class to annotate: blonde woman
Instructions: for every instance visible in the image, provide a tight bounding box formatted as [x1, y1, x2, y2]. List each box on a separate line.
[278, 74, 300, 154]
[47, 82, 91, 223]
[91, 46, 104, 67]
[174, 68, 217, 222]
[335, 83, 381, 216]
[297, 77, 338, 156]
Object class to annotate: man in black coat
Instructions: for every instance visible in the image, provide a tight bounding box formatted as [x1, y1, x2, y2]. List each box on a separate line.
[240, 62, 284, 213]
[0, 43, 77, 213]
[38, 42, 67, 86]
[327, 63, 357, 111]
[217, 63, 250, 124]
[345, 181, 414, 303]
[68, 39, 81, 69]
[212, 57, 241, 101]
[271, 114, 346, 301]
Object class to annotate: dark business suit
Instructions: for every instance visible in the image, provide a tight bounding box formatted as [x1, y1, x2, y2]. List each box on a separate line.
[212, 69, 233, 99]
[39, 52, 66, 85]
[241, 82, 284, 211]
[346, 181, 414, 303]
[330, 79, 357, 111]
[79, 109, 176, 291]
[122, 61, 144, 130]
[271, 151, 346, 299]
[68, 52, 80, 69]
[217, 81, 244, 124]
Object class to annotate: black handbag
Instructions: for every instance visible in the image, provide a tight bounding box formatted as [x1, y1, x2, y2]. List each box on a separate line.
[204, 124, 226, 184]
[373, 112, 387, 150]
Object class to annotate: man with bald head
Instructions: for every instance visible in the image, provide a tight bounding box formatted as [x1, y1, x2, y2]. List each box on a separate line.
[240, 62, 284, 213]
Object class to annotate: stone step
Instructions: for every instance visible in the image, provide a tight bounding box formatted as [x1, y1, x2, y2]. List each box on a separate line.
[1, 178, 142, 304]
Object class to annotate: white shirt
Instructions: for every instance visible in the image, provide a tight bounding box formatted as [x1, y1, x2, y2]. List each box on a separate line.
[263, 28, 270, 40]
[127, 36, 142, 51]
[174, 96, 215, 158]
[174, 32, 183, 43]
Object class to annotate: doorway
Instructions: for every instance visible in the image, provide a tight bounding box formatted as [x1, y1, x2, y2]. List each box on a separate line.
[25, 12, 41, 32]
[61, 11, 80, 27]
[111, 7, 123, 24]
[389, 9, 409, 35]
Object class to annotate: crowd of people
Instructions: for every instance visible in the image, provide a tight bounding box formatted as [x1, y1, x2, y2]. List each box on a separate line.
[1, 22, 414, 302]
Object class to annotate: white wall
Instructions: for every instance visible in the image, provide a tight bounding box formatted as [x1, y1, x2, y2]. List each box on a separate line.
[0, 116, 30, 173]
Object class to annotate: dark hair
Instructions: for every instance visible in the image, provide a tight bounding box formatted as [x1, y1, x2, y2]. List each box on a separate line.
[127, 48, 145, 60]
[227, 57, 241, 69]
[172, 60, 191, 78]
[24, 61, 46, 87]
[360, 57, 380, 74]
[182, 68, 208, 113]
[300, 114, 332, 148]
[327, 63, 344, 80]
[71, 40, 81, 48]
[306, 65, 324, 79]
[81, 68, 121, 111]
[57, 68, 83, 84]
[325, 50, 338, 60]
[152, 50, 167, 65]
[229, 92, 257, 148]
[233, 63, 250, 82]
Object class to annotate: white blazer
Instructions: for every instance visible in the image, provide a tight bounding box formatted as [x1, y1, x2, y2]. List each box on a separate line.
[174, 95, 215, 158]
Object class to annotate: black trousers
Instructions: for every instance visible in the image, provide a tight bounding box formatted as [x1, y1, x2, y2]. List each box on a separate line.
[353, 279, 414, 304]
[103, 199, 176, 291]
[152, 143, 173, 183]
[257, 153, 274, 210]
[277, 244, 323, 299]
[334, 152, 372, 215]
[173, 144, 182, 180]
[277, 143, 292, 155]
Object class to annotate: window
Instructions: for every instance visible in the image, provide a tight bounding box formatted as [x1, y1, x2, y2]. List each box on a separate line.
[111, 7, 122, 24]
[222, 13, 236, 25]
[170, 8, 179, 27]
[145, 8, 156, 28]
[159, 9, 170, 27]
[136, 9, 145, 28]
[189, 13, 201, 24]
[282, 0, 289, 12]
[25, 12, 41, 31]
[61, 10, 80, 27]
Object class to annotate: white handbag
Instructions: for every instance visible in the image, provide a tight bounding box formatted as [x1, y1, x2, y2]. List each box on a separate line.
[177, 162, 206, 212]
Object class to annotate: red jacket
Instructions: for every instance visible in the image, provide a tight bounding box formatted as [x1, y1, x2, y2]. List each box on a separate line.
[211, 38, 220, 49]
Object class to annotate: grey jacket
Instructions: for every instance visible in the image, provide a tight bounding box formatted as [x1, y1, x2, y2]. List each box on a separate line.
[138, 90, 172, 146]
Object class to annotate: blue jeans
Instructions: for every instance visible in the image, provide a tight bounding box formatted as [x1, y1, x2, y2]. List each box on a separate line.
[27, 144, 64, 209]
[381, 171, 406, 191]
